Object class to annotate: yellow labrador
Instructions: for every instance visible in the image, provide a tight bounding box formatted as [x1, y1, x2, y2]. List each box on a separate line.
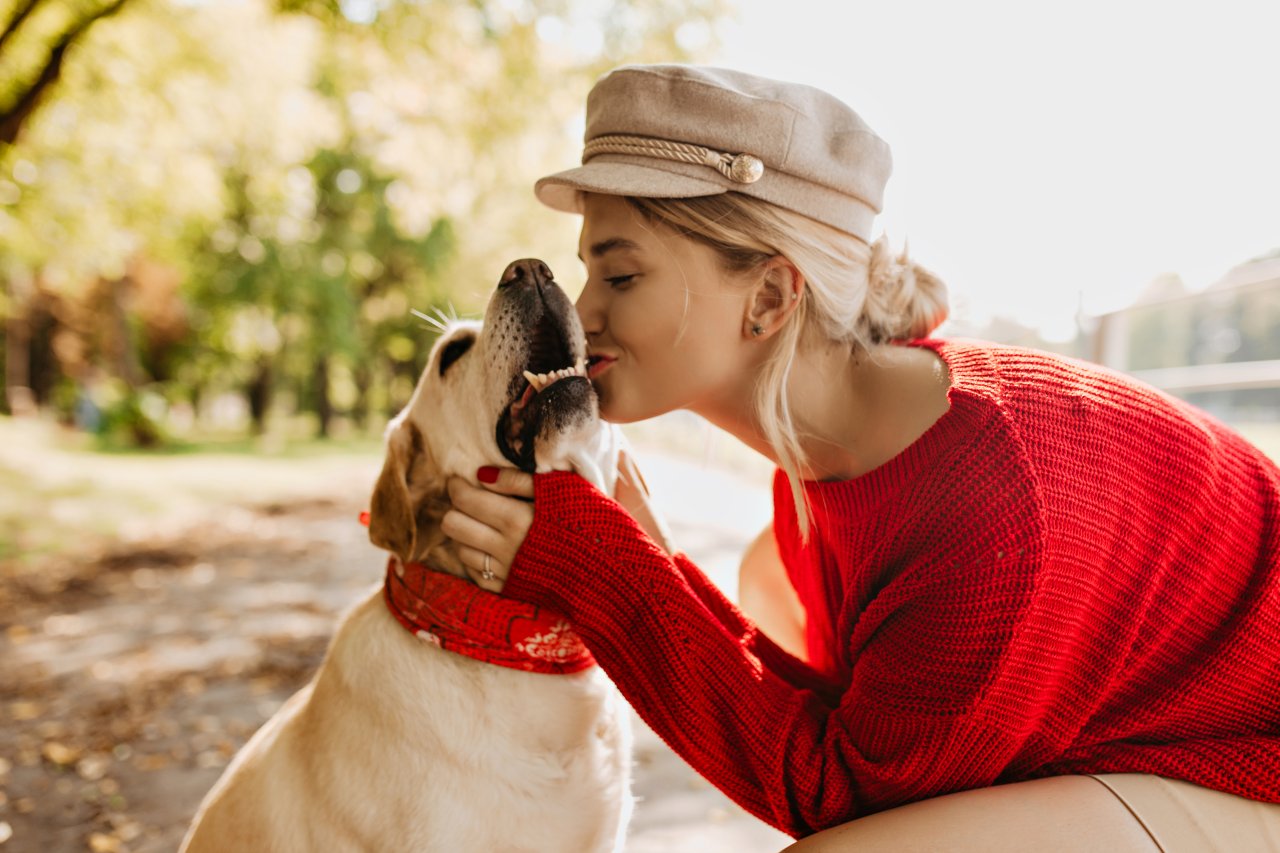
[181, 260, 633, 852]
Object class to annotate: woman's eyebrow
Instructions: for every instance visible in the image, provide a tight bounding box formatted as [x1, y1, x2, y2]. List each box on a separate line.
[578, 237, 642, 262]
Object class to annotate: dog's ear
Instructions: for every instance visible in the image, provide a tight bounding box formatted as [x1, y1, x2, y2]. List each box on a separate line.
[369, 420, 421, 565]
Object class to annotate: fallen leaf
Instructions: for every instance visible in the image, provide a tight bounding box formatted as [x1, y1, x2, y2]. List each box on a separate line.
[77, 754, 110, 781]
[87, 833, 120, 853]
[42, 741, 81, 766]
[196, 750, 226, 769]
[10, 701, 41, 721]
[36, 720, 67, 738]
[133, 753, 170, 771]
[113, 821, 142, 842]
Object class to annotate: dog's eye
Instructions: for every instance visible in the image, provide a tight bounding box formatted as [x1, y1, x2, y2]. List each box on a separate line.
[438, 336, 474, 375]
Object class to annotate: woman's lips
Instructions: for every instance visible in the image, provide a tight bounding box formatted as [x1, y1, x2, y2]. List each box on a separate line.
[588, 356, 616, 379]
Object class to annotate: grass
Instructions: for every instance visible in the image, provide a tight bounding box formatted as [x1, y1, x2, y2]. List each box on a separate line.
[0, 416, 384, 567]
[3, 412, 1276, 568]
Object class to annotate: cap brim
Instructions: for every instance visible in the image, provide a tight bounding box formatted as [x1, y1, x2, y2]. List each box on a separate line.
[534, 160, 728, 214]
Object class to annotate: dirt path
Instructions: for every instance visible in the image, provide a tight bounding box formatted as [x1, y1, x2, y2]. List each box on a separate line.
[0, 448, 789, 852]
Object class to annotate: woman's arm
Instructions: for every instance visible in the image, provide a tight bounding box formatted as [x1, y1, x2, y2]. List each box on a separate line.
[446, 461, 1050, 836]
[502, 471, 1043, 837]
[737, 521, 807, 661]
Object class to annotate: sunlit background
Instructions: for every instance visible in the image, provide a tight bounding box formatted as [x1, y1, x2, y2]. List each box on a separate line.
[0, 1, 1277, 850]
[2, 0, 1277, 448]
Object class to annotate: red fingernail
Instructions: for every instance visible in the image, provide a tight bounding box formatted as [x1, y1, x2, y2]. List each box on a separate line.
[477, 466, 499, 484]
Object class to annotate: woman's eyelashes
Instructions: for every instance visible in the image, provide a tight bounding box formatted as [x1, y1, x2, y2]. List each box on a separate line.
[605, 274, 636, 289]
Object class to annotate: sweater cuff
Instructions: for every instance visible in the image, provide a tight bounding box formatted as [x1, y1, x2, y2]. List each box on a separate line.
[504, 470, 655, 612]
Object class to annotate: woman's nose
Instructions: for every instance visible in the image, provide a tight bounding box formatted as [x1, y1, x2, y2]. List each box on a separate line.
[575, 279, 605, 337]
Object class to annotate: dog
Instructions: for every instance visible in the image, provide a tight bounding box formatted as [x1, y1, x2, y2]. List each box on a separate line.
[181, 259, 634, 852]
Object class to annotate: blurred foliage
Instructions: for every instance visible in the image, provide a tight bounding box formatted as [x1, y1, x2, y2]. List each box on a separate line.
[0, 0, 725, 443]
[0, 0, 132, 145]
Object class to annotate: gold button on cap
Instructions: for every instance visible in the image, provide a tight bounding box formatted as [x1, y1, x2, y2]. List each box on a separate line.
[729, 153, 764, 184]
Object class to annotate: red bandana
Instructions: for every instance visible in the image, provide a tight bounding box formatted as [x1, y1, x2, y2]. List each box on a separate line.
[382, 557, 596, 674]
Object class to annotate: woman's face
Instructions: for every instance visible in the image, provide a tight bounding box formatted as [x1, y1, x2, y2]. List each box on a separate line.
[574, 193, 753, 424]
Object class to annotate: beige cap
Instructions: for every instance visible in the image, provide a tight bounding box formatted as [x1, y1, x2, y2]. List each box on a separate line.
[535, 64, 892, 243]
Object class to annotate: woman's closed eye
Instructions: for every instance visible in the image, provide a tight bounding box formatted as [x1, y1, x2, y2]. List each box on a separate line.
[605, 274, 637, 289]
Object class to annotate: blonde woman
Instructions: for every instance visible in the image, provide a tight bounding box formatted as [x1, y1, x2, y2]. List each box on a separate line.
[442, 65, 1280, 850]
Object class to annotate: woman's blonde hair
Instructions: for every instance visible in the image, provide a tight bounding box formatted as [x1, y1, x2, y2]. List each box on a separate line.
[625, 193, 948, 541]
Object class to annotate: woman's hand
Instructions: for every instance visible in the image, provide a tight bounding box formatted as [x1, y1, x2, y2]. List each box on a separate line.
[443, 468, 534, 593]
[443, 450, 674, 593]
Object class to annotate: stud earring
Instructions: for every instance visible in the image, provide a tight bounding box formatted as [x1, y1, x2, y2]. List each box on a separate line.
[751, 324, 765, 337]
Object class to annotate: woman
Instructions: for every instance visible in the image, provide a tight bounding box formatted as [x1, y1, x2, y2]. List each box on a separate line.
[441, 64, 1280, 850]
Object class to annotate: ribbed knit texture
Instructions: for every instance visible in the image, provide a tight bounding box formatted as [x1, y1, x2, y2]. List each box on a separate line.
[504, 339, 1280, 838]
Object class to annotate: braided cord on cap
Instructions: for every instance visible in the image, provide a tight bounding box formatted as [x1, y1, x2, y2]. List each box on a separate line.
[583, 134, 765, 184]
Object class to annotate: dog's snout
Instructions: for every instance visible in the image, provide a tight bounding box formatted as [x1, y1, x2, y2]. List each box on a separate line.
[499, 259, 554, 290]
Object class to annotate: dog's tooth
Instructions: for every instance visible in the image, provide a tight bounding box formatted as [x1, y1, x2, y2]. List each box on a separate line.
[523, 370, 542, 390]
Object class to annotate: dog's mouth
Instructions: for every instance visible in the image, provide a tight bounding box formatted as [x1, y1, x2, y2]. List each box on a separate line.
[496, 313, 595, 471]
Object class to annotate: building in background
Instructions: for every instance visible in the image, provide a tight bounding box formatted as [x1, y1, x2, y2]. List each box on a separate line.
[1092, 255, 1280, 423]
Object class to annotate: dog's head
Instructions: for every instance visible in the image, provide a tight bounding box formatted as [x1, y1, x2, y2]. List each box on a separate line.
[368, 259, 616, 571]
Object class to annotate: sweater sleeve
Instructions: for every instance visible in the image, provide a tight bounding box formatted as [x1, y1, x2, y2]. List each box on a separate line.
[662, 531, 845, 704]
[503, 471, 1040, 836]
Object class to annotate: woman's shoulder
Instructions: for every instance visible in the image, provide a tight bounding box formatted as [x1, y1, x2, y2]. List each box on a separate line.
[910, 337, 1112, 396]
[908, 336, 1202, 426]
[915, 337, 1280, 494]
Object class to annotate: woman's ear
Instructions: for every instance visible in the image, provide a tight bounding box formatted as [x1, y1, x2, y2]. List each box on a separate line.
[743, 256, 803, 340]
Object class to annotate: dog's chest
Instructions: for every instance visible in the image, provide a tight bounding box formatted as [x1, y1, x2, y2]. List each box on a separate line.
[325, 595, 633, 851]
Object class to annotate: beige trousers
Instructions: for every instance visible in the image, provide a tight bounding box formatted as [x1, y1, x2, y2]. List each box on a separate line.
[783, 774, 1280, 852]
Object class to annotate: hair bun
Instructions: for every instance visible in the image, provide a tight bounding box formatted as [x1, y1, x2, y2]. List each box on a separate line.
[860, 236, 949, 343]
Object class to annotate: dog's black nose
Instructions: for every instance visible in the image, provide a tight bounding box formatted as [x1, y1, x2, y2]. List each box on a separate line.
[499, 258, 554, 289]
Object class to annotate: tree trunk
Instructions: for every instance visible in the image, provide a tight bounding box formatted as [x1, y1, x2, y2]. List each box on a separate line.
[313, 354, 331, 438]
[353, 360, 370, 431]
[247, 357, 272, 435]
[3, 272, 36, 415]
[27, 293, 58, 406]
[1, 0, 132, 148]
[104, 275, 143, 389]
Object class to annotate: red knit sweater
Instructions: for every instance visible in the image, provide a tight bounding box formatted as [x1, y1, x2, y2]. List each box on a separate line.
[504, 339, 1280, 838]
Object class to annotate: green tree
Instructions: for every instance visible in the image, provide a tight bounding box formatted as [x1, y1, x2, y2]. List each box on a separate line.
[1, 0, 725, 439]
[0, 0, 132, 146]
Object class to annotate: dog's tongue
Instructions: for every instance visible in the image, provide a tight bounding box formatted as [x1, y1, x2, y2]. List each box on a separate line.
[516, 384, 536, 409]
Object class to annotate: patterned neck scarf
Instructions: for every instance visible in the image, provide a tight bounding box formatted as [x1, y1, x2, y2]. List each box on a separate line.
[382, 556, 596, 674]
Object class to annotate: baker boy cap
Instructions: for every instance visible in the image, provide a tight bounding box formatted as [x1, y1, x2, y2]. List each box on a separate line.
[535, 64, 893, 243]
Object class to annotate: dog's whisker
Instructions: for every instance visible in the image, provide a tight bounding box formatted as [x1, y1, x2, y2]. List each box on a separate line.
[411, 309, 450, 332]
